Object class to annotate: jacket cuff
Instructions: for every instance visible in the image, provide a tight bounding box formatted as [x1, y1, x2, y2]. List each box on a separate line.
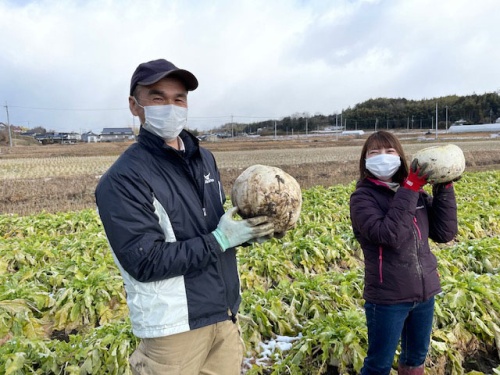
[210, 230, 229, 252]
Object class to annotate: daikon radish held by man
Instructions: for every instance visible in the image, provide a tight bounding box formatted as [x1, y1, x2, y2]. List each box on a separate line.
[231, 164, 302, 238]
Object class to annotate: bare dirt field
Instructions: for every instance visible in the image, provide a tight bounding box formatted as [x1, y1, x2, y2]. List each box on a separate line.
[1, 132, 500, 215]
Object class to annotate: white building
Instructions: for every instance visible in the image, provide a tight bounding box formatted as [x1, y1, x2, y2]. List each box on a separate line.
[448, 122, 500, 133]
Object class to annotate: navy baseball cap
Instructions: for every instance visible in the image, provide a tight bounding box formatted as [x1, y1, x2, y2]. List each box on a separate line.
[130, 59, 198, 95]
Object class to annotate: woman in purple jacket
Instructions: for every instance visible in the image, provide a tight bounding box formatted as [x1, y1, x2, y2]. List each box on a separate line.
[349, 131, 458, 375]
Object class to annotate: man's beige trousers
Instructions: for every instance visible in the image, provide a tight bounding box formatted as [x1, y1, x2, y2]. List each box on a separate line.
[129, 319, 245, 375]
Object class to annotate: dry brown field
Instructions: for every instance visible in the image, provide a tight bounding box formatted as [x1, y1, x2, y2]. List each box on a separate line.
[1, 132, 500, 215]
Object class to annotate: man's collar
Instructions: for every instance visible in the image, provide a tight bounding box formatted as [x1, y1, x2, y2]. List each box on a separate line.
[177, 136, 185, 151]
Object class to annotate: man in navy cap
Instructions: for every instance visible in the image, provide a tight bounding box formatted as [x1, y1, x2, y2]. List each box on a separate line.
[96, 59, 275, 374]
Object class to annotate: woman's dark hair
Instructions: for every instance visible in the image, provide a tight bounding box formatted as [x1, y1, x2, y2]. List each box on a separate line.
[358, 131, 409, 184]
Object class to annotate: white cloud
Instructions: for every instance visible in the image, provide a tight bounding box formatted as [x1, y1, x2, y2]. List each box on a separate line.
[0, 0, 498, 133]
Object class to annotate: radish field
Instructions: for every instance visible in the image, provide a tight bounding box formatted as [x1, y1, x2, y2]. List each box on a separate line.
[1, 170, 499, 374]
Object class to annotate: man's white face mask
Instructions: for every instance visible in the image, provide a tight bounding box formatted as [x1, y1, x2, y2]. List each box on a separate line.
[365, 154, 401, 180]
[135, 99, 187, 141]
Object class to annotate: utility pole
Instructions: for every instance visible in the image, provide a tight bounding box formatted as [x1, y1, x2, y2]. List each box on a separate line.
[445, 106, 449, 132]
[4, 102, 13, 147]
[435, 102, 438, 140]
[335, 114, 339, 141]
[231, 114, 234, 139]
[274, 120, 277, 139]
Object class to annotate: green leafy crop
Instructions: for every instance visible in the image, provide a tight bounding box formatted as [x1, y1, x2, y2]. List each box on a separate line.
[1, 171, 499, 374]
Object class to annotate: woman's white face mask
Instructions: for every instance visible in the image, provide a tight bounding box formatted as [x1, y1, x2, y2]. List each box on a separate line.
[365, 154, 401, 180]
[135, 99, 187, 141]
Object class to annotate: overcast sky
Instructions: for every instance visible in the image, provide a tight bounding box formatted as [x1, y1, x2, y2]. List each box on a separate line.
[1, 0, 499, 134]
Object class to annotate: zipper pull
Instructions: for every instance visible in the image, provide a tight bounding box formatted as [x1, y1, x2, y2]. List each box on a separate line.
[202, 207, 207, 217]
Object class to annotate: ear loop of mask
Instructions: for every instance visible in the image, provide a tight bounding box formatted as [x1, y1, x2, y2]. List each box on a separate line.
[133, 97, 144, 109]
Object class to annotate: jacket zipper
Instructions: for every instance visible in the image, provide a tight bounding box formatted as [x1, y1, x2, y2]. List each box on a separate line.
[378, 246, 383, 283]
[179, 153, 208, 219]
[177, 149, 230, 312]
[413, 216, 425, 297]
[182, 154, 230, 312]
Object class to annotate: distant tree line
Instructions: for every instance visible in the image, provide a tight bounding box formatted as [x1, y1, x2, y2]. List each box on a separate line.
[2, 92, 499, 144]
[211, 92, 500, 136]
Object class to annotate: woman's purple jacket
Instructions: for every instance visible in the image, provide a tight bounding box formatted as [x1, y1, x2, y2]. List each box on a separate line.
[350, 179, 458, 304]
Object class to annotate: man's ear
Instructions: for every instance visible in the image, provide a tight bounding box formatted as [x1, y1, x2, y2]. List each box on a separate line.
[129, 96, 140, 116]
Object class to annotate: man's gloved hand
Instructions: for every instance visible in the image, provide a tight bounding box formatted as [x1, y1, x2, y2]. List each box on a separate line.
[245, 234, 274, 245]
[212, 207, 275, 251]
[403, 159, 434, 192]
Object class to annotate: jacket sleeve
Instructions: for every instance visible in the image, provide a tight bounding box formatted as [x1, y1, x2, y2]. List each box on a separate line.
[426, 183, 458, 243]
[350, 186, 420, 251]
[95, 168, 223, 283]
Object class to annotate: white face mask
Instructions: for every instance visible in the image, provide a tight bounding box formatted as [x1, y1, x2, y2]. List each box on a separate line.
[365, 154, 401, 180]
[136, 100, 188, 141]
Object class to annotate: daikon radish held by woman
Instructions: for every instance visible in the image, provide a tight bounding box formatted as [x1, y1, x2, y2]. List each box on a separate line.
[412, 144, 465, 184]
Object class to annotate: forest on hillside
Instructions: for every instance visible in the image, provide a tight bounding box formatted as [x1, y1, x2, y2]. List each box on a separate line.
[214, 92, 500, 135]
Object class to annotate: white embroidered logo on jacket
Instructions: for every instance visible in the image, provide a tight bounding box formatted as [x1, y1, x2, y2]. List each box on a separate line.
[204, 173, 215, 184]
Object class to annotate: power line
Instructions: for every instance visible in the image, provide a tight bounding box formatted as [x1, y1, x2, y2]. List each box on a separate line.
[6, 105, 282, 120]
[8, 105, 127, 112]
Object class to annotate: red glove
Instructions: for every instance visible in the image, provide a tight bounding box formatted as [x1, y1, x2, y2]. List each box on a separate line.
[403, 159, 433, 192]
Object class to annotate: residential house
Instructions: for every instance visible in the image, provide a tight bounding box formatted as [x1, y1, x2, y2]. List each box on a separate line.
[81, 131, 99, 143]
[99, 127, 135, 142]
[35, 132, 80, 144]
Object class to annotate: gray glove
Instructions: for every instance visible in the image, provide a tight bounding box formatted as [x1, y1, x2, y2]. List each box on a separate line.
[212, 207, 275, 251]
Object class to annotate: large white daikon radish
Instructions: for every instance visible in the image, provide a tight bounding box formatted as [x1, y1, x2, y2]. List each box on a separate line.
[231, 164, 302, 237]
[412, 144, 465, 183]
